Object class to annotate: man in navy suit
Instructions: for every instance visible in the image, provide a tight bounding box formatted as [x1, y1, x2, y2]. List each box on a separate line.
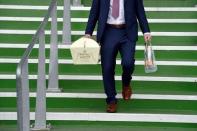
[85, 0, 151, 113]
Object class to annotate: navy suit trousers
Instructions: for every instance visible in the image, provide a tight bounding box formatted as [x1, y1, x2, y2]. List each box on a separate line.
[100, 25, 136, 104]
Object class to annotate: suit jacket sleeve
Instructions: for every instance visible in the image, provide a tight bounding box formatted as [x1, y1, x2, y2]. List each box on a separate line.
[85, 0, 100, 35]
[136, 0, 150, 34]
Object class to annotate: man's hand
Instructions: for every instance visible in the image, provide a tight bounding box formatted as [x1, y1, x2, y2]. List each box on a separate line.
[84, 34, 92, 38]
[144, 33, 152, 43]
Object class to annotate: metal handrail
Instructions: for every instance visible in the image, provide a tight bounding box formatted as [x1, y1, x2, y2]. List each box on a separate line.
[16, 0, 58, 130]
[16, 0, 56, 73]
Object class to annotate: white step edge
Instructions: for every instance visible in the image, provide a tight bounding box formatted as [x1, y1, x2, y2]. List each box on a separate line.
[0, 44, 197, 51]
[1, 92, 197, 101]
[0, 5, 197, 11]
[1, 17, 197, 23]
[0, 58, 197, 66]
[1, 112, 197, 123]
[0, 74, 196, 82]
[0, 30, 197, 36]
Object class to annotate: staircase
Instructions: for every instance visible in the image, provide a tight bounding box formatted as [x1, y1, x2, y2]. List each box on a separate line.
[0, 0, 197, 130]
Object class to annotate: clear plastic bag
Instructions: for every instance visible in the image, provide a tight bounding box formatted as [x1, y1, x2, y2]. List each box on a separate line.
[144, 40, 158, 73]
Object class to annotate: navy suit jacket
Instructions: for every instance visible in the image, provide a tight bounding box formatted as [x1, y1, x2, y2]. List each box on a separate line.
[85, 0, 150, 42]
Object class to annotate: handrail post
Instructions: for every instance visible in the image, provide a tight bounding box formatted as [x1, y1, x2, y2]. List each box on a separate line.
[47, 0, 61, 92]
[16, 0, 58, 131]
[32, 29, 50, 130]
[63, 0, 71, 45]
[16, 59, 30, 131]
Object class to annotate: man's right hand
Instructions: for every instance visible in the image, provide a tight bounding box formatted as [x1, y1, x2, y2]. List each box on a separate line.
[84, 34, 92, 38]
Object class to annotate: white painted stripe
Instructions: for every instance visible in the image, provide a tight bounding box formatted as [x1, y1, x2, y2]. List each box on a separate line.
[71, 18, 197, 23]
[1, 17, 197, 23]
[0, 43, 70, 49]
[141, 46, 197, 51]
[145, 7, 197, 12]
[0, 5, 52, 10]
[34, 94, 197, 100]
[0, 16, 47, 22]
[0, 44, 197, 51]
[0, 58, 197, 66]
[0, 5, 197, 11]
[72, 31, 197, 36]
[0, 30, 197, 36]
[0, 74, 196, 82]
[147, 19, 197, 23]
[72, 7, 197, 12]
[57, 75, 197, 82]
[1, 92, 197, 100]
[1, 112, 197, 123]
[153, 61, 197, 66]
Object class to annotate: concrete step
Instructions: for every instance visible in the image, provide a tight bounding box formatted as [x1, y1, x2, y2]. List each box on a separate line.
[0, 80, 196, 95]
[0, 21, 197, 32]
[1, 98, 197, 114]
[1, 121, 197, 131]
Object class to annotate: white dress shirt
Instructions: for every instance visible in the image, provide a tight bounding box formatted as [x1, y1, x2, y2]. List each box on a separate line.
[106, 0, 150, 35]
[107, 0, 125, 25]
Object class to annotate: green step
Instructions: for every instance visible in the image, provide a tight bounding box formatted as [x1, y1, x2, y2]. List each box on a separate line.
[0, 0, 196, 7]
[143, 0, 197, 7]
[0, 121, 197, 131]
[54, 80, 197, 95]
[1, 21, 197, 32]
[83, 0, 197, 7]
[1, 98, 197, 114]
[0, 48, 196, 60]
[147, 11, 197, 19]
[0, 34, 196, 45]
[0, 63, 196, 77]
[0, 9, 197, 19]
[0, 9, 47, 17]
[0, 79, 196, 95]
[0, 0, 56, 6]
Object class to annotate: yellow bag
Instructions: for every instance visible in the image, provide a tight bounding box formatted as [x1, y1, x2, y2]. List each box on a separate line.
[70, 37, 100, 64]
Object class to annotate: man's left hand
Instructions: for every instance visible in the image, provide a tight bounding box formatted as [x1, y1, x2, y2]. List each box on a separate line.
[144, 33, 152, 43]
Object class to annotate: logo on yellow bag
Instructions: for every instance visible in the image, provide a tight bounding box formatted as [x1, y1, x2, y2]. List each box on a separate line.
[70, 37, 100, 64]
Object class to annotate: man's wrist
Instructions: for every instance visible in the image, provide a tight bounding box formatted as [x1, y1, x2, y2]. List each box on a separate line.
[144, 32, 151, 35]
[84, 34, 92, 38]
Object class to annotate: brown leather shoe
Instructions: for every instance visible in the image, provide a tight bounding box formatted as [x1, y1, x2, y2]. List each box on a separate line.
[122, 86, 132, 100]
[106, 102, 117, 113]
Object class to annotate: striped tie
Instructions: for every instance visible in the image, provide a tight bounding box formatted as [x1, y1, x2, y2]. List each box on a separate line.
[112, 0, 120, 19]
